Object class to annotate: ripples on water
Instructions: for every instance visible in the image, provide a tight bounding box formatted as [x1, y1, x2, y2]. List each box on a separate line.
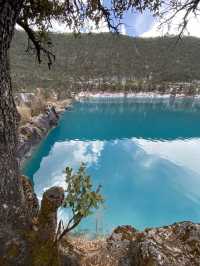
[23, 97, 200, 235]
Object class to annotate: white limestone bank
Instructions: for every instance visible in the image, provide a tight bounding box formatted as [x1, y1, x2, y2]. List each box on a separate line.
[75, 91, 200, 100]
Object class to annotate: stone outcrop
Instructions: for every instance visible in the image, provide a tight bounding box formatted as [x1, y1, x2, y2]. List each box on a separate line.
[20, 175, 39, 220]
[15, 92, 36, 107]
[15, 90, 72, 164]
[62, 222, 200, 266]
[129, 221, 200, 266]
[0, 174, 64, 266]
[108, 222, 200, 266]
[30, 187, 65, 266]
[17, 105, 59, 162]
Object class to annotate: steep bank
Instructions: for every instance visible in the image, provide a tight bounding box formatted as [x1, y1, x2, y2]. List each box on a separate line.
[17, 105, 59, 162]
[11, 32, 200, 92]
[16, 92, 72, 164]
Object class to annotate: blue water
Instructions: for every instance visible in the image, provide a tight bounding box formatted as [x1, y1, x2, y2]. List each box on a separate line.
[23, 97, 200, 234]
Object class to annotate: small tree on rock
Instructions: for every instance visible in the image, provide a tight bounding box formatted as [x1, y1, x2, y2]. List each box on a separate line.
[57, 163, 103, 241]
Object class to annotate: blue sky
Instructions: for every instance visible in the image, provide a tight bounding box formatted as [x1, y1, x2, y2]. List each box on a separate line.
[101, 0, 155, 36]
[48, 9, 157, 36]
[120, 10, 200, 37]
[101, 0, 200, 37]
[120, 10, 155, 36]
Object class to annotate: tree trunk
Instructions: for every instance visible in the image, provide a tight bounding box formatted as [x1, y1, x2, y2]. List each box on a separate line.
[0, 0, 28, 228]
[0, 2, 65, 265]
[0, 1, 33, 265]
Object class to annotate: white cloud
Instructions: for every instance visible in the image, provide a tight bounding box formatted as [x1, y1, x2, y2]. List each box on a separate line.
[133, 15, 153, 36]
[50, 20, 74, 33]
[120, 24, 127, 35]
[16, 17, 109, 34]
[83, 18, 109, 33]
[135, 138, 200, 173]
[135, 137, 200, 204]
[33, 140, 105, 200]
[141, 11, 200, 38]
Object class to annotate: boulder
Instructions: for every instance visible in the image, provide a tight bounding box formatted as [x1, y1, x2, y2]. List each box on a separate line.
[108, 225, 137, 242]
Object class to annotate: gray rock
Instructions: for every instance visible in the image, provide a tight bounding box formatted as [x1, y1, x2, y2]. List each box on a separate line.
[129, 221, 200, 266]
[104, 222, 200, 265]
[15, 92, 36, 106]
[17, 106, 59, 162]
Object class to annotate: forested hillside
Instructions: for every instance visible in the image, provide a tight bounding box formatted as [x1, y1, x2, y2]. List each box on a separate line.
[11, 31, 200, 92]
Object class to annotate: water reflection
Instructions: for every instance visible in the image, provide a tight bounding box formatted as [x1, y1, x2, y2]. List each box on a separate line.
[58, 98, 200, 141]
[23, 98, 200, 234]
[32, 138, 200, 233]
[33, 140, 104, 200]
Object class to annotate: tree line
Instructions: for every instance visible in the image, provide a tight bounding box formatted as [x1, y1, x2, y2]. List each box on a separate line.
[11, 31, 200, 93]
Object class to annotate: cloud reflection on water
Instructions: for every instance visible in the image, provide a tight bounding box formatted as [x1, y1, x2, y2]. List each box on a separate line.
[32, 136, 200, 232]
[34, 140, 104, 200]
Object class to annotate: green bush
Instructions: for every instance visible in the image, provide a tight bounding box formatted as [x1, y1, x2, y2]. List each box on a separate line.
[58, 163, 103, 241]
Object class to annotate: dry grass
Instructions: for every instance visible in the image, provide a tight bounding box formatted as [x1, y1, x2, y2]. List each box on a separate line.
[17, 89, 70, 125]
[17, 105, 32, 124]
[17, 96, 46, 125]
[30, 97, 46, 117]
[60, 236, 131, 266]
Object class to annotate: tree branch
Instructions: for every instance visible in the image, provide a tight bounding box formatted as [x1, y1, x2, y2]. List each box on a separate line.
[57, 184, 102, 242]
[17, 18, 55, 69]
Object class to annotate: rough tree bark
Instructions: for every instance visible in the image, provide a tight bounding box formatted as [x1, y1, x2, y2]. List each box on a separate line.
[0, 1, 64, 265]
[0, 1, 34, 264]
[0, 0, 26, 227]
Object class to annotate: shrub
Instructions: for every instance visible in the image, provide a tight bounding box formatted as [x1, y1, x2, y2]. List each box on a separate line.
[57, 163, 103, 241]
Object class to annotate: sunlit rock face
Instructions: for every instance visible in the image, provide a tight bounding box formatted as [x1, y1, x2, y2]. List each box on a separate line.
[105, 222, 200, 265]
[15, 92, 36, 106]
[128, 221, 200, 265]
[61, 222, 200, 266]
[18, 106, 59, 163]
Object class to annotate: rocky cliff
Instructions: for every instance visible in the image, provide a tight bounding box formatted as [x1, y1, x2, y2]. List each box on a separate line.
[17, 105, 60, 162]
[15, 91, 71, 164]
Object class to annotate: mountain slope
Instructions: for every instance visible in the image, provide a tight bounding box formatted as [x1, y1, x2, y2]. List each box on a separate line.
[11, 31, 200, 91]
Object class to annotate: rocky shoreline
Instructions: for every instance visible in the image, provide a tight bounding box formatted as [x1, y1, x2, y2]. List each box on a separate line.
[17, 89, 200, 165]
[75, 90, 200, 100]
[16, 92, 72, 165]
[62, 221, 200, 265]
[17, 105, 60, 164]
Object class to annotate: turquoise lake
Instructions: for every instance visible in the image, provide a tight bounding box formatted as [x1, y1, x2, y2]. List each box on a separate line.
[23, 97, 200, 235]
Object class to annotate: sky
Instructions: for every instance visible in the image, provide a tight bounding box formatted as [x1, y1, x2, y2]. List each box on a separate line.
[49, 10, 155, 36]
[17, 3, 200, 38]
[119, 10, 155, 36]
[141, 11, 200, 37]
[49, 8, 200, 38]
